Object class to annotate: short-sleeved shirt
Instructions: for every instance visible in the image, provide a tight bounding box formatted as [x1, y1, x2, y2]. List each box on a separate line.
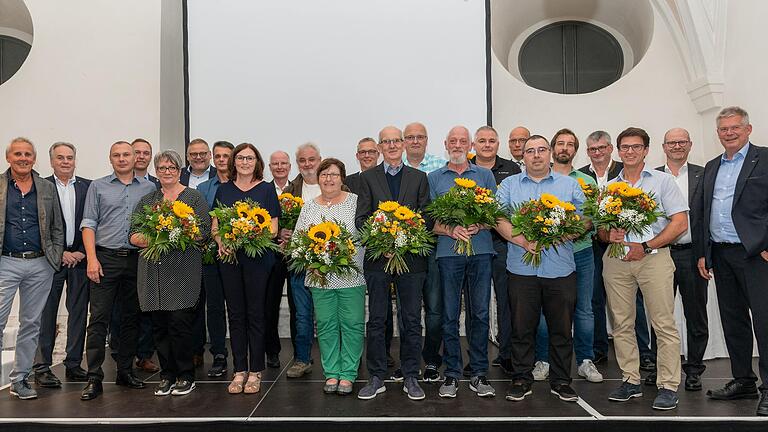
[498, 170, 585, 278]
[213, 180, 282, 220]
[610, 165, 689, 238]
[428, 163, 497, 258]
[568, 169, 597, 253]
[404, 153, 447, 174]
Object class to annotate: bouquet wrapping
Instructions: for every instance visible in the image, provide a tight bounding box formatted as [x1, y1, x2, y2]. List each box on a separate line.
[209, 198, 278, 264]
[278, 193, 304, 231]
[131, 200, 202, 262]
[285, 220, 360, 287]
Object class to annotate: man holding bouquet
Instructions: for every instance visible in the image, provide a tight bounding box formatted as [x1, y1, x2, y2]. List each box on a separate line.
[599, 127, 688, 410]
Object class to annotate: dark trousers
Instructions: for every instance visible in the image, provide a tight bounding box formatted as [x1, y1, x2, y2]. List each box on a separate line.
[265, 255, 291, 356]
[193, 263, 229, 358]
[492, 239, 512, 360]
[422, 249, 443, 367]
[365, 271, 425, 380]
[153, 307, 196, 382]
[85, 251, 140, 380]
[711, 243, 768, 389]
[110, 305, 154, 361]
[509, 272, 577, 386]
[219, 251, 274, 372]
[34, 265, 89, 371]
[650, 246, 708, 375]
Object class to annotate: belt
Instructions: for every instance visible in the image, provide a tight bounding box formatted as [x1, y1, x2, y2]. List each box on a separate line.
[1, 250, 45, 259]
[96, 246, 137, 257]
[712, 242, 742, 248]
[669, 243, 692, 251]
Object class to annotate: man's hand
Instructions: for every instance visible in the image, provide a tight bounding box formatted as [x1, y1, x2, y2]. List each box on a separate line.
[608, 228, 626, 244]
[87, 257, 104, 283]
[61, 251, 77, 268]
[522, 239, 538, 255]
[279, 228, 293, 243]
[622, 242, 646, 262]
[71, 251, 86, 263]
[697, 257, 713, 280]
[761, 250, 768, 263]
[450, 226, 473, 242]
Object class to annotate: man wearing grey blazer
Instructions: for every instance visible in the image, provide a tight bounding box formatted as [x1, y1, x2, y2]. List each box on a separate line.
[0, 137, 64, 399]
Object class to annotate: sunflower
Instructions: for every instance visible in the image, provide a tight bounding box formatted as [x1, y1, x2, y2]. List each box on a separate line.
[293, 196, 304, 206]
[562, 202, 577, 211]
[454, 177, 477, 189]
[235, 201, 250, 218]
[378, 201, 400, 212]
[278, 193, 294, 201]
[540, 193, 560, 209]
[172, 200, 194, 219]
[324, 221, 341, 238]
[621, 187, 643, 198]
[248, 207, 272, 228]
[393, 206, 416, 220]
[308, 224, 332, 243]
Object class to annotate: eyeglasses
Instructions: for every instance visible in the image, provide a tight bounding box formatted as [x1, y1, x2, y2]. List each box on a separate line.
[663, 140, 690, 148]
[380, 139, 403, 146]
[587, 145, 610, 153]
[235, 155, 256, 162]
[404, 135, 427, 142]
[717, 125, 744, 133]
[188, 152, 209, 159]
[618, 144, 646, 153]
[156, 166, 179, 173]
[447, 138, 469, 145]
[508, 138, 528, 144]
[319, 173, 341, 179]
[357, 149, 379, 156]
[523, 147, 550, 156]
[269, 161, 289, 166]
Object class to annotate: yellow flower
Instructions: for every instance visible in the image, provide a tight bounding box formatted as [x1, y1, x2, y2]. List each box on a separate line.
[172, 200, 193, 218]
[248, 207, 271, 228]
[454, 178, 477, 189]
[577, 177, 587, 188]
[607, 182, 630, 196]
[379, 201, 400, 212]
[293, 196, 304, 206]
[534, 215, 544, 222]
[621, 187, 643, 198]
[278, 193, 294, 201]
[308, 224, 332, 243]
[540, 193, 560, 209]
[562, 202, 576, 211]
[541, 227, 549, 233]
[394, 206, 416, 220]
[236, 202, 250, 218]
[544, 218, 553, 226]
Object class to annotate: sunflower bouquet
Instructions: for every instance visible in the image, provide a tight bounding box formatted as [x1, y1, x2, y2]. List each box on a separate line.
[583, 181, 665, 258]
[285, 220, 359, 287]
[508, 193, 586, 267]
[210, 199, 278, 264]
[278, 192, 304, 230]
[131, 200, 202, 262]
[359, 201, 435, 274]
[426, 177, 507, 255]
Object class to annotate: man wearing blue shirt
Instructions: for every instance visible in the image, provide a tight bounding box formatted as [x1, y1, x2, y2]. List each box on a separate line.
[600, 127, 688, 411]
[495, 134, 584, 403]
[429, 126, 496, 399]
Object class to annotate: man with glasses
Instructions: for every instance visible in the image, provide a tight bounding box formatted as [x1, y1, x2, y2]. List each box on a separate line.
[698, 106, 768, 416]
[403, 122, 447, 173]
[600, 127, 687, 410]
[345, 137, 380, 195]
[507, 126, 530, 170]
[181, 138, 216, 189]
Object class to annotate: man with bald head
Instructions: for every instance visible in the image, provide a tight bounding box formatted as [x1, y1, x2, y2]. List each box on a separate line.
[344, 137, 379, 195]
[429, 126, 497, 399]
[403, 122, 447, 173]
[355, 126, 431, 400]
[508, 126, 530, 169]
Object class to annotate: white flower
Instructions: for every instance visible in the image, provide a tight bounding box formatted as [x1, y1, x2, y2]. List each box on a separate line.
[395, 231, 407, 248]
[169, 227, 182, 243]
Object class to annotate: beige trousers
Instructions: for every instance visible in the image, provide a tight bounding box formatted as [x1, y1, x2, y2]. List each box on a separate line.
[603, 247, 681, 390]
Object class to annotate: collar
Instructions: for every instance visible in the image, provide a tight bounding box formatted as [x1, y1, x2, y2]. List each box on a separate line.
[617, 164, 653, 183]
[721, 142, 751, 162]
[663, 162, 688, 176]
[55, 175, 77, 187]
[440, 161, 476, 175]
[588, 159, 616, 175]
[188, 166, 213, 177]
[521, 169, 554, 183]
[383, 160, 403, 173]
[109, 172, 139, 184]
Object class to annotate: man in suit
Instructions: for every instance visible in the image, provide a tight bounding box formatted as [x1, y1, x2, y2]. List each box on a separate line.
[33, 142, 91, 388]
[344, 137, 380, 195]
[645, 128, 708, 391]
[697, 106, 768, 416]
[507, 126, 530, 170]
[181, 138, 216, 189]
[355, 126, 431, 400]
[0, 137, 64, 399]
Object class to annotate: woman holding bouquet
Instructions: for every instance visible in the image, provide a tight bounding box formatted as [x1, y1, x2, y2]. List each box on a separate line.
[212, 143, 280, 395]
[130, 150, 211, 396]
[290, 158, 365, 395]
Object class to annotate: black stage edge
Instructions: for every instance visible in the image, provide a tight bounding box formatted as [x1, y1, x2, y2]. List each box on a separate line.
[1, 339, 765, 432]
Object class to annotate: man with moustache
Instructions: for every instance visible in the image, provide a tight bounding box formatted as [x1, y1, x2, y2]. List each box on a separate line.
[429, 126, 496, 399]
[80, 141, 157, 400]
[507, 126, 530, 170]
[33, 142, 91, 388]
[0, 137, 64, 399]
[345, 137, 380, 195]
[356, 126, 431, 400]
[181, 138, 216, 189]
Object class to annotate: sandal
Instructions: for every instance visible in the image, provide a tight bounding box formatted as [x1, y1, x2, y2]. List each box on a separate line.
[244, 372, 262, 394]
[323, 378, 339, 394]
[228, 372, 246, 394]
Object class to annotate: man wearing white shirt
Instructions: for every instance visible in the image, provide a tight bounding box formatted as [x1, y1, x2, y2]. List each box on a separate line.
[181, 138, 216, 189]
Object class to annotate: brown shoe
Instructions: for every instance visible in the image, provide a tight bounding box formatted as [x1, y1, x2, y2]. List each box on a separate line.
[136, 358, 160, 373]
[192, 354, 204, 368]
[244, 372, 262, 394]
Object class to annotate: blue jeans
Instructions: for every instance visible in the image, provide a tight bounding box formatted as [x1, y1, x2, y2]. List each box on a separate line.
[439, 254, 492, 379]
[422, 250, 443, 367]
[290, 271, 314, 364]
[535, 247, 594, 364]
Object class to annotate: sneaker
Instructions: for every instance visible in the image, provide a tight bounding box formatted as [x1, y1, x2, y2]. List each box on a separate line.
[551, 383, 579, 402]
[577, 359, 604, 383]
[608, 380, 643, 402]
[171, 380, 196, 395]
[207, 354, 227, 378]
[154, 379, 174, 396]
[532, 361, 549, 381]
[469, 376, 495, 397]
[403, 377, 425, 400]
[652, 388, 679, 410]
[10, 379, 37, 400]
[286, 361, 312, 378]
[357, 376, 386, 400]
[644, 371, 657, 387]
[422, 365, 441, 382]
[505, 381, 532, 401]
[439, 377, 459, 398]
[390, 368, 404, 382]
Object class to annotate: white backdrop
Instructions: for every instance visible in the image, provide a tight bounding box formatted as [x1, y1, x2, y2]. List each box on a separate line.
[187, 0, 488, 176]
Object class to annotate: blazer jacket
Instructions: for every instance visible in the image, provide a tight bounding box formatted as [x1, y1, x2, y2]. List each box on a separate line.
[654, 163, 703, 246]
[46, 175, 91, 260]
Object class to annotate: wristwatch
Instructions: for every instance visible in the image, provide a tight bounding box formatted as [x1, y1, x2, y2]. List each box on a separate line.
[641, 242, 653, 254]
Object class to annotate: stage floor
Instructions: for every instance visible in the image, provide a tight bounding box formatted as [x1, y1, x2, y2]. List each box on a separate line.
[0, 339, 765, 431]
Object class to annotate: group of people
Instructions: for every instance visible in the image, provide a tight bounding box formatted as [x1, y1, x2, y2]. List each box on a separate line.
[0, 106, 765, 416]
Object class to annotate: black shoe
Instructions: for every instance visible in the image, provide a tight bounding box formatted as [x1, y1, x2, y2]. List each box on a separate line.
[65, 366, 89, 382]
[80, 379, 103, 401]
[593, 351, 608, 365]
[639, 357, 656, 372]
[266, 353, 280, 369]
[706, 380, 759, 400]
[35, 370, 62, 388]
[491, 356, 502, 367]
[171, 380, 195, 396]
[499, 358, 513, 375]
[684, 374, 702, 391]
[505, 381, 532, 401]
[390, 368, 404, 382]
[207, 354, 227, 377]
[116, 373, 146, 389]
[551, 383, 579, 402]
[757, 390, 768, 416]
[154, 379, 174, 396]
[644, 371, 657, 386]
[462, 363, 472, 378]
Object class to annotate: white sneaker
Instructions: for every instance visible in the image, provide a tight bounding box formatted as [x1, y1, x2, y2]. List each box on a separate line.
[532, 361, 550, 381]
[577, 359, 604, 383]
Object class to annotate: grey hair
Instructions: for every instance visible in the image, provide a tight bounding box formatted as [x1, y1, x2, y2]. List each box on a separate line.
[586, 130, 611, 144]
[154, 149, 183, 170]
[295, 142, 321, 160]
[717, 106, 750, 126]
[49, 142, 76, 159]
[445, 126, 471, 141]
[6, 137, 36, 157]
[475, 125, 498, 138]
